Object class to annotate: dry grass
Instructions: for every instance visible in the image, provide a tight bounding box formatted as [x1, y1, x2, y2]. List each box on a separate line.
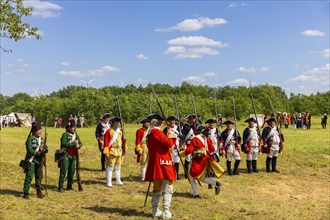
[0, 118, 329, 220]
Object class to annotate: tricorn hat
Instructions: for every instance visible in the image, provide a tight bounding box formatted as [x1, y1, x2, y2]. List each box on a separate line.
[223, 119, 235, 125]
[205, 118, 217, 124]
[266, 117, 276, 123]
[195, 124, 206, 132]
[31, 121, 42, 132]
[166, 116, 179, 121]
[102, 113, 111, 119]
[147, 113, 165, 121]
[244, 117, 257, 123]
[110, 116, 121, 122]
[186, 114, 196, 119]
[139, 118, 150, 124]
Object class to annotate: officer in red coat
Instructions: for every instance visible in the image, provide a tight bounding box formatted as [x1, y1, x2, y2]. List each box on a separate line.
[180, 124, 224, 198]
[145, 113, 177, 219]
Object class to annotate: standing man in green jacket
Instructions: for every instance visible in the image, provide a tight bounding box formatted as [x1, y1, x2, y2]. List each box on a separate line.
[58, 119, 82, 192]
[23, 121, 48, 199]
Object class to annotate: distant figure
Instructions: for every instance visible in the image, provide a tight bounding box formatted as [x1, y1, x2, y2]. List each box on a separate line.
[79, 115, 86, 128]
[261, 112, 269, 128]
[54, 116, 59, 128]
[57, 117, 62, 128]
[321, 113, 327, 129]
[306, 112, 311, 129]
[297, 113, 303, 129]
[291, 113, 297, 129]
[217, 114, 223, 128]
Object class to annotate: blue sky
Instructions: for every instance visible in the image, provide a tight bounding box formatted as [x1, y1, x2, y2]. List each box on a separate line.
[1, 0, 329, 97]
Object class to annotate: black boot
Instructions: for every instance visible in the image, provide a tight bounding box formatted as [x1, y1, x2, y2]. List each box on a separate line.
[101, 152, 106, 171]
[266, 157, 272, 173]
[246, 160, 252, 174]
[58, 187, 64, 193]
[184, 160, 190, 178]
[272, 156, 280, 173]
[233, 160, 240, 175]
[226, 161, 233, 176]
[23, 193, 29, 199]
[252, 160, 258, 173]
[174, 162, 180, 180]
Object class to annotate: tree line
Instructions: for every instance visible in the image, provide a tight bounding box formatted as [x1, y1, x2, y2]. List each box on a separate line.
[0, 82, 329, 126]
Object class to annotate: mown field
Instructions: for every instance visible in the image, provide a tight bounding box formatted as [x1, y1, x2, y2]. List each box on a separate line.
[0, 117, 329, 220]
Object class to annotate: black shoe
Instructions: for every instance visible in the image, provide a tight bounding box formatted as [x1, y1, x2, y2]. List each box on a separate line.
[272, 170, 280, 173]
[23, 194, 29, 199]
[192, 194, 201, 198]
[66, 186, 74, 190]
[215, 182, 221, 195]
[58, 187, 64, 193]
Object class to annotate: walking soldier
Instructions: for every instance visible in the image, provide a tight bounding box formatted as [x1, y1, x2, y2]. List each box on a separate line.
[242, 117, 261, 173]
[145, 113, 177, 219]
[135, 117, 150, 181]
[262, 117, 285, 173]
[58, 119, 82, 192]
[95, 113, 111, 171]
[204, 118, 221, 162]
[180, 124, 224, 198]
[103, 116, 127, 187]
[22, 121, 48, 199]
[221, 119, 242, 176]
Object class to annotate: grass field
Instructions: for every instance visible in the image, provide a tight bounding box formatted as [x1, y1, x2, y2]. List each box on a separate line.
[0, 117, 329, 220]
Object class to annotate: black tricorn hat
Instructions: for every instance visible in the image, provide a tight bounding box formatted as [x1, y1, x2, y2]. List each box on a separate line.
[223, 119, 235, 125]
[166, 116, 179, 121]
[244, 117, 257, 123]
[139, 118, 150, 124]
[31, 121, 42, 132]
[266, 117, 276, 123]
[102, 113, 111, 119]
[186, 114, 196, 119]
[205, 118, 217, 124]
[147, 113, 165, 121]
[110, 116, 121, 122]
[195, 124, 206, 132]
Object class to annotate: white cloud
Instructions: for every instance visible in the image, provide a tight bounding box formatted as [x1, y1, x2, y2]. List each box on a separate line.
[59, 65, 120, 78]
[23, 0, 63, 18]
[135, 78, 148, 84]
[237, 66, 270, 73]
[289, 63, 330, 82]
[324, 48, 330, 58]
[165, 46, 220, 59]
[226, 78, 250, 86]
[182, 76, 206, 83]
[301, 29, 325, 37]
[155, 17, 228, 32]
[201, 72, 217, 77]
[168, 36, 228, 47]
[136, 53, 149, 60]
[60, 62, 71, 66]
[228, 2, 248, 8]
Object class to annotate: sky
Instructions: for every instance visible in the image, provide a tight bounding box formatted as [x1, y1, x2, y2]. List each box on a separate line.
[1, 0, 329, 97]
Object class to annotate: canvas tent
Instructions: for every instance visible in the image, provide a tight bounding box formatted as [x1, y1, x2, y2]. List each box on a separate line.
[9, 112, 33, 127]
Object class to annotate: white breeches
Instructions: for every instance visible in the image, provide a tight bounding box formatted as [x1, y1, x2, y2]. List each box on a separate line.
[226, 145, 241, 161]
[246, 146, 259, 161]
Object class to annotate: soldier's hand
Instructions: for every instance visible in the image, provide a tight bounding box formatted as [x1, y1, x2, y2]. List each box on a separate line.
[105, 154, 110, 158]
[44, 148, 48, 154]
[137, 150, 142, 155]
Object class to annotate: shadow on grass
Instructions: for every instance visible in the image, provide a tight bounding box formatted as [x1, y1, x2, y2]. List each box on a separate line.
[83, 206, 150, 218]
[80, 167, 103, 172]
[0, 188, 22, 197]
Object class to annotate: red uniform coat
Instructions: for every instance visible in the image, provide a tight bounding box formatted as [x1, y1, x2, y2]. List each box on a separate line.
[135, 128, 146, 147]
[184, 135, 215, 178]
[145, 127, 176, 182]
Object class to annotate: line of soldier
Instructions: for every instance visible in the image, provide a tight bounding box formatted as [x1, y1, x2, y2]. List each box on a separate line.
[21, 112, 284, 219]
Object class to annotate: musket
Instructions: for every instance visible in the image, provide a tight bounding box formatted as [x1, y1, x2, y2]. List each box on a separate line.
[76, 148, 83, 191]
[214, 93, 219, 128]
[150, 83, 166, 118]
[249, 81, 262, 153]
[174, 94, 191, 185]
[116, 96, 127, 155]
[232, 99, 239, 148]
[191, 93, 200, 124]
[269, 95, 284, 153]
[37, 116, 48, 198]
[149, 93, 153, 114]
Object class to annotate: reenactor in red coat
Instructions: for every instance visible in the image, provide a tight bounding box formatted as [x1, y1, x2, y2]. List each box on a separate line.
[180, 124, 224, 198]
[145, 114, 177, 219]
[135, 117, 150, 181]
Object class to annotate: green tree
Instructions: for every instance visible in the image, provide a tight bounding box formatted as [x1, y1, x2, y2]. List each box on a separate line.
[0, 0, 41, 52]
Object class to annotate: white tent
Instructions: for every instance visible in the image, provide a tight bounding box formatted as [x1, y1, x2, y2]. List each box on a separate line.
[9, 112, 33, 127]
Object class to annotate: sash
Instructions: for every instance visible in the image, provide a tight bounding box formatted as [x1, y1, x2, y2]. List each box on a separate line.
[29, 137, 41, 162]
[140, 129, 148, 145]
[224, 129, 235, 147]
[196, 135, 209, 152]
[109, 128, 120, 146]
[265, 127, 279, 142]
